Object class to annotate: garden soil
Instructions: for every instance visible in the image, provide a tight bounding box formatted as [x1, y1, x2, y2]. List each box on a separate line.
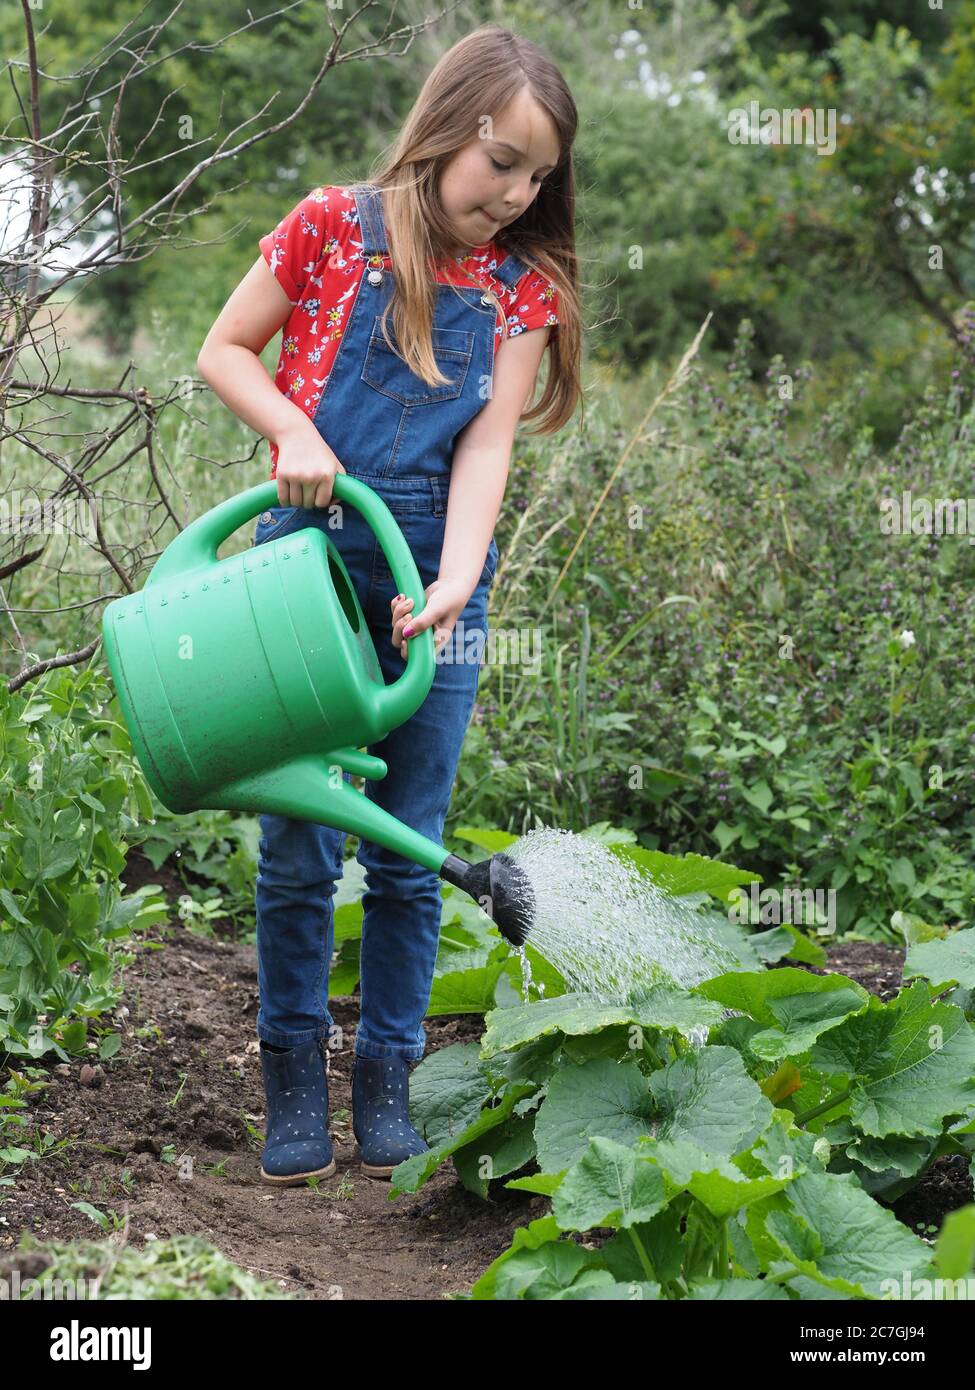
[0, 850, 970, 1299]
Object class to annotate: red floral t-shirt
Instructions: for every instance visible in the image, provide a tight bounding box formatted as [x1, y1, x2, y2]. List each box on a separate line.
[258, 184, 560, 476]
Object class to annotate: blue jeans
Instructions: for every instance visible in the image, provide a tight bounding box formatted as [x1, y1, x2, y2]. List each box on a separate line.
[251, 490, 495, 1060]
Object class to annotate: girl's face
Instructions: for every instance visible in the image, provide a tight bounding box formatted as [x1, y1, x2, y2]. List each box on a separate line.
[438, 87, 561, 255]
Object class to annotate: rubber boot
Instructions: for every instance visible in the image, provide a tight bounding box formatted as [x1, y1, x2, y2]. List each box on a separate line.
[351, 1055, 429, 1180]
[259, 1037, 337, 1185]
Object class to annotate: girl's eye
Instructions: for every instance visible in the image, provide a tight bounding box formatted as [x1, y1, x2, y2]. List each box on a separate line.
[490, 157, 546, 184]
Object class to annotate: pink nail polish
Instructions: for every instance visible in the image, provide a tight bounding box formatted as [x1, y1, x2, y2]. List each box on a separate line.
[403, 626, 415, 638]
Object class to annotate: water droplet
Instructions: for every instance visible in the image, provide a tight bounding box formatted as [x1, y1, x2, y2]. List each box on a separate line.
[502, 827, 742, 1041]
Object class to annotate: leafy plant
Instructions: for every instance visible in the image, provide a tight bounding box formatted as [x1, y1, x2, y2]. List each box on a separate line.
[378, 838, 975, 1299]
[0, 666, 168, 1061]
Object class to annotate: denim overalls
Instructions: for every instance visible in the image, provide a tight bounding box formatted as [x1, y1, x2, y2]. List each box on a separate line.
[252, 183, 529, 1059]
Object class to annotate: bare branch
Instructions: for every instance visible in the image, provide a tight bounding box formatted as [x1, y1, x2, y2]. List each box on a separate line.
[0, 0, 463, 690]
[8, 639, 101, 693]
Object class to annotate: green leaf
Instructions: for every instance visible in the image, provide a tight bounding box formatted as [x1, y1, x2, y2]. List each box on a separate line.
[609, 845, 760, 901]
[68, 889, 100, 935]
[811, 982, 975, 1139]
[601, 1205, 684, 1284]
[625, 984, 731, 1036]
[332, 901, 363, 943]
[905, 928, 975, 992]
[533, 1056, 655, 1173]
[478, 1236, 613, 1300]
[427, 959, 509, 1016]
[0, 889, 30, 926]
[327, 938, 360, 996]
[40, 843, 80, 880]
[71, 1201, 111, 1231]
[469, 1215, 561, 1298]
[639, 1138, 792, 1217]
[741, 780, 773, 814]
[451, 827, 519, 854]
[497, 947, 567, 1007]
[552, 1279, 661, 1300]
[749, 926, 828, 966]
[580, 821, 638, 846]
[407, 1043, 495, 1150]
[892, 911, 943, 947]
[59, 1020, 87, 1052]
[649, 1046, 773, 1152]
[389, 1079, 535, 1196]
[0, 1147, 33, 1165]
[686, 1279, 789, 1300]
[504, 1171, 565, 1198]
[748, 1112, 829, 1179]
[453, 1113, 537, 1197]
[712, 821, 741, 853]
[552, 1137, 669, 1231]
[888, 857, 916, 892]
[755, 734, 787, 756]
[19, 703, 52, 723]
[897, 762, 925, 809]
[934, 1205, 975, 1280]
[846, 1133, 935, 1180]
[761, 1168, 934, 1298]
[332, 858, 367, 912]
[480, 990, 725, 1059]
[482, 996, 637, 1057]
[696, 969, 870, 1060]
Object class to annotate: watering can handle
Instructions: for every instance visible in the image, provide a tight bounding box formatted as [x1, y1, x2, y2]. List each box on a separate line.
[143, 478, 435, 729]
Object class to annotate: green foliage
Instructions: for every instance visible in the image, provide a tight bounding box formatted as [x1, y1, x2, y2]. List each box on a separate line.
[0, 668, 167, 1061]
[1, 1232, 296, 1299]
[394, 895, 975, 1298]
[466, 315, 975, 941]
[138, 807, 261, 938]
[363, 830, 975, 1296]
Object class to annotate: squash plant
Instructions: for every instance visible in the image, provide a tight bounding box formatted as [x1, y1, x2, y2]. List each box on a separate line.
[387, 833, 975, 1299]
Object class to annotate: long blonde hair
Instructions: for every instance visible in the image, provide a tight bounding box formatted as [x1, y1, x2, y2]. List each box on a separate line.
[364, 24, 581, 435]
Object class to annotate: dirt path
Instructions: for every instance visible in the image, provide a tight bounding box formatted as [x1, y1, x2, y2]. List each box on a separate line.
[1, 866, 970, 1298]
[0, 874, 547, 1300]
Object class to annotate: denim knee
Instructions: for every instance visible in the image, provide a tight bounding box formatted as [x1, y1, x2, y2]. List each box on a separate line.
[258, 812, 345, 891]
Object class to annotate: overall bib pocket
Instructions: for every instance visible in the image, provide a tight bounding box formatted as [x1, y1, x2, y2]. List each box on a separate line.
[360, 322, 475, 406]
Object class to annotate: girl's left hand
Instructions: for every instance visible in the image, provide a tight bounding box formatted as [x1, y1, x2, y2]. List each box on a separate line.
[390, 579, 470, 659]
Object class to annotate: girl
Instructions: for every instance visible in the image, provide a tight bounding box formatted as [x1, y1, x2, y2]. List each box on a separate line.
[197, 25, 581, 1185]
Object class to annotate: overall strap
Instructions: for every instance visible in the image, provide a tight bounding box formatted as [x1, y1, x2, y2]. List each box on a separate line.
[492, 252, 531, 288]
[350, 181, 535, 290]
[349, 183, 389, 258]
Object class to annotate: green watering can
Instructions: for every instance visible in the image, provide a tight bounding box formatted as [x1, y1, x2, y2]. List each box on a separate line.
[101, 477, 534, 946]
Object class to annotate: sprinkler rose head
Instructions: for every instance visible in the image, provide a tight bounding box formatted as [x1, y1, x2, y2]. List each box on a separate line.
[439, 851, 535, 947]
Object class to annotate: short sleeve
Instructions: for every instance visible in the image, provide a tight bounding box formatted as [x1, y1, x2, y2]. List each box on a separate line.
[510, 268, 560, 337]
[259, 187, 332, 302]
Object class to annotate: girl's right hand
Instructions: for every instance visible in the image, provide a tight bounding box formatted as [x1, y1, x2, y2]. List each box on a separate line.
[274, 417, 348, 508]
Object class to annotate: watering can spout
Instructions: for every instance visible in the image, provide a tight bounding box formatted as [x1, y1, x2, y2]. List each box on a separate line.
[439, 852, 536, 948]
[210, 750, 446, 874]
[208, 754, 536, 946]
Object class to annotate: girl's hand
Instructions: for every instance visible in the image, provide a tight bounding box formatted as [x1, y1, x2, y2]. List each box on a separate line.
[390, 578, 471, 659]
[274, 416, 347, 508]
